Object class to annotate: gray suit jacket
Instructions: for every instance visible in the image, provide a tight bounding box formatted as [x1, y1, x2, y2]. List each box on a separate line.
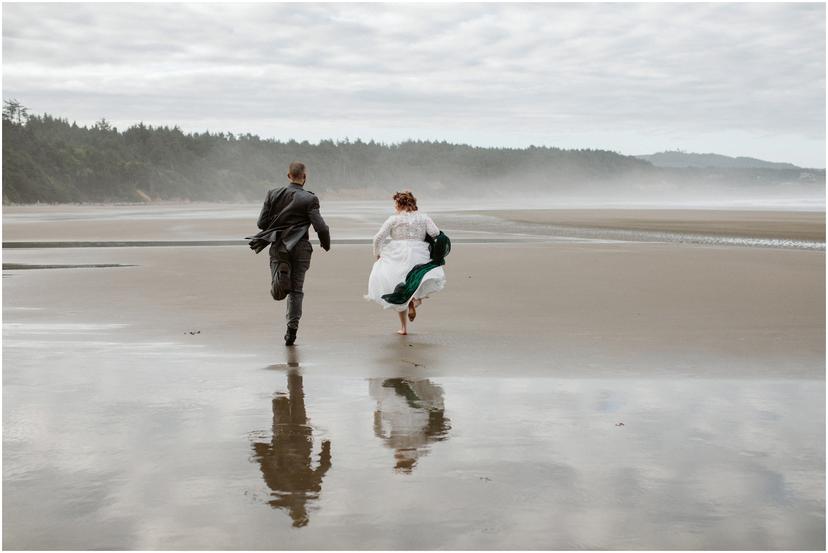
[247, 183, 330, 253]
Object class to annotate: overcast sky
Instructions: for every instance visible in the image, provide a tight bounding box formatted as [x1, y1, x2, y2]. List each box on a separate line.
[3, 2, 825, 167]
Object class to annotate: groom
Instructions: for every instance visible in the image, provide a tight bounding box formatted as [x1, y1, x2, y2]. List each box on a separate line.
[252, 161, 330, 346]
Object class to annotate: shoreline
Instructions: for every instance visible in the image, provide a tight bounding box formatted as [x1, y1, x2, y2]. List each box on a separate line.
[4, 204, 826, 250]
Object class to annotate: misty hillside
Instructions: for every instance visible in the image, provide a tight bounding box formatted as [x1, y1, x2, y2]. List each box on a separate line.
[3, 106, 824, 204]
[636, 150, 801, 170]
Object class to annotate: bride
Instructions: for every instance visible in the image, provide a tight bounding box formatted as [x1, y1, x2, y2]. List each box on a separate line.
[365, 191, 446, 335]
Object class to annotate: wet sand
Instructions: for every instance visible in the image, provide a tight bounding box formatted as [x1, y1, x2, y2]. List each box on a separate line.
[3, 241, 824, 377]
[476, 208, 826, 241]
[3, 203, 825, 549]
[6, 202, 824, 243]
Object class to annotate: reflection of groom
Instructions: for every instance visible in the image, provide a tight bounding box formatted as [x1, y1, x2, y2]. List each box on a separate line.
[251, 371, 332, 527]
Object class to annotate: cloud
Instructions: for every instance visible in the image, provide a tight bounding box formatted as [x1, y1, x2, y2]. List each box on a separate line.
[2, 3, 825, 166]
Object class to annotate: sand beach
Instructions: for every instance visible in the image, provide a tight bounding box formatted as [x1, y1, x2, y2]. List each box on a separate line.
[2, 202, 825, 549]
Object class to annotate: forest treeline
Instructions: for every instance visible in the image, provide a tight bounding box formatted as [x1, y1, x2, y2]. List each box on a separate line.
[3, 101, 824, 204]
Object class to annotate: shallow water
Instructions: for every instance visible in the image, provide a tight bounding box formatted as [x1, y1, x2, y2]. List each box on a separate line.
[3, 321, 825, 550]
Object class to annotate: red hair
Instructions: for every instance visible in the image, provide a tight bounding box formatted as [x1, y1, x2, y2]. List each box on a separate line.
[393, 191, 418, 212]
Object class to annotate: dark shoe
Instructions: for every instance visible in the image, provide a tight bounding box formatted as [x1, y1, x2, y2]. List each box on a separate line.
[284, 327, 297, 346]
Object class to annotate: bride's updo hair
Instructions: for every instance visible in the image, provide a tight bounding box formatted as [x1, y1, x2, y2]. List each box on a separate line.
[393, 191, 418, 212]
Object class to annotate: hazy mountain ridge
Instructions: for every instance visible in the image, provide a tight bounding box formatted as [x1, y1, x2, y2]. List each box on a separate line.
[636, 150, 802, 170]
[2, 107, 824, 205]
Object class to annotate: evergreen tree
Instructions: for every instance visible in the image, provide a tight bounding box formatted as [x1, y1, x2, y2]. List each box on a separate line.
[2, 103, 824, 204]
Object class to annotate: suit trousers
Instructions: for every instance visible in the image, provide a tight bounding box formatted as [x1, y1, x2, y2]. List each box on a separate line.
[269, 240, 313, 330]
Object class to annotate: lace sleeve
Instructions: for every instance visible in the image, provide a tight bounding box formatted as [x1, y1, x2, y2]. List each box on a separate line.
[372, 216, 394, 257]
[424, 214, 439, 238]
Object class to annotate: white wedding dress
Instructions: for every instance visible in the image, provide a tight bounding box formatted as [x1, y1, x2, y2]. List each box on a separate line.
[365, 211, 446, 311]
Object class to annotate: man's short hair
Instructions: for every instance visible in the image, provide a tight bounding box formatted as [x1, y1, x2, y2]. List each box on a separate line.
[288, 161, 306, 179]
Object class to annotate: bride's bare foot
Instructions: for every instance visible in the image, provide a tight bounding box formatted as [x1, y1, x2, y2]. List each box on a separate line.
[397, 329, 407, 335]
[397, 311, 407, 335]
[407, 300, 417, 322]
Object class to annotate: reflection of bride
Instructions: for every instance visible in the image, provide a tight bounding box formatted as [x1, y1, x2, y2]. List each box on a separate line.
[369, 378, 450, 473]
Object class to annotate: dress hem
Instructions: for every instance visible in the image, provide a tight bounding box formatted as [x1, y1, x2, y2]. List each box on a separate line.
[365, 273, 445, 312]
